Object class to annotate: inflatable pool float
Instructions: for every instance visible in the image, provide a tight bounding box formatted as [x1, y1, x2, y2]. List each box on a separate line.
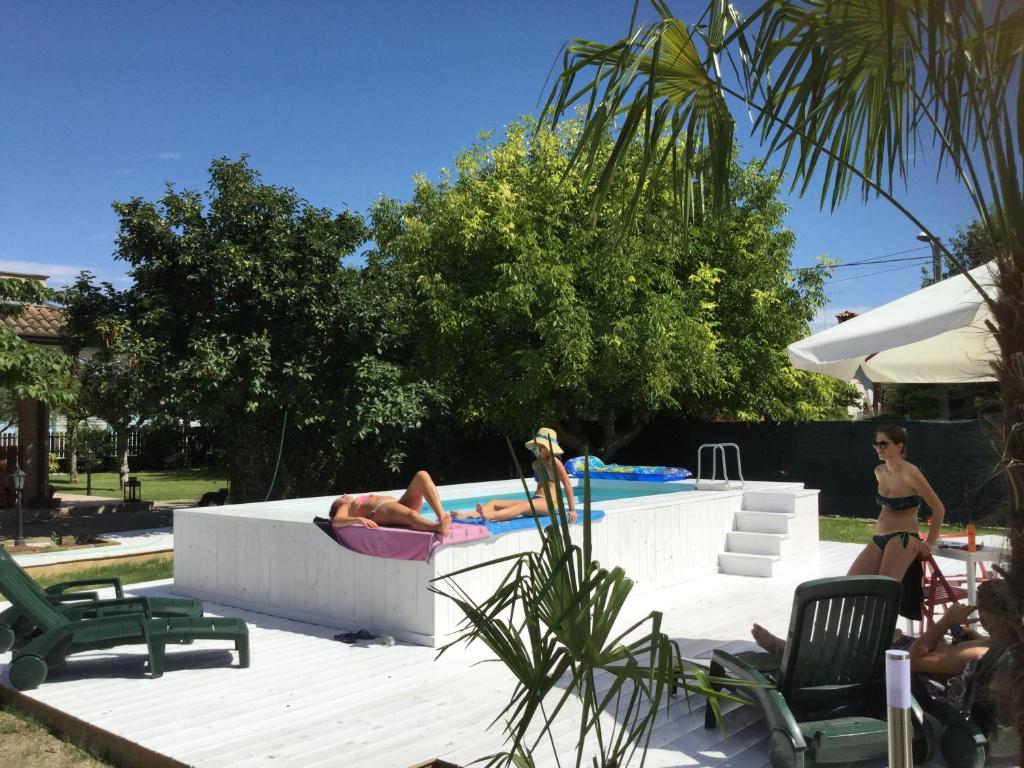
[564, 455, 692, 482]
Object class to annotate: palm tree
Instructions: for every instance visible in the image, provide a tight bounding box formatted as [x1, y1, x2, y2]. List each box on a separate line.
[434, 446, 751, 767]
[542, 0, 1023, 753]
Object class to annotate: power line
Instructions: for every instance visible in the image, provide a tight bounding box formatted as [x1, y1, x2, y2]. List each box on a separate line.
[828, 254, 931, 269]
[824, 262, 922, 285]
[795, 244, 931, 271]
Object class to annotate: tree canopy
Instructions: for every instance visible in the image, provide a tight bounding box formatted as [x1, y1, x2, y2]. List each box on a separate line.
[0, 277, 71, 405]
[107, 157, 371, 500]
[371, 120, 851, 456]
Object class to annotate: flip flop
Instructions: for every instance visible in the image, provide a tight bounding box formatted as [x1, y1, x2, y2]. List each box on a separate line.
[334, 629, 376, 643]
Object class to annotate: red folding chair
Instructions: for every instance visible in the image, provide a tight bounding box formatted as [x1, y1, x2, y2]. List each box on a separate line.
[920, 554, 969, 630]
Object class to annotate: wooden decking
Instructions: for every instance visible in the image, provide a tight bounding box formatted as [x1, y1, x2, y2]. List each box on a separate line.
[0, 541, 993, 767]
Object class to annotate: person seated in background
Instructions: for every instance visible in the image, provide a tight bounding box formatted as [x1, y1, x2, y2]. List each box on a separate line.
[329, 470, 451, 536]
[750, 579, 1020, 713]
[453, 427, 577, 523]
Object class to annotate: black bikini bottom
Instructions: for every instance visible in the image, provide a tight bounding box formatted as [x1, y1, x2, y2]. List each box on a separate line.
[872, 530, 913, 550]
[870, 530, 923, 620]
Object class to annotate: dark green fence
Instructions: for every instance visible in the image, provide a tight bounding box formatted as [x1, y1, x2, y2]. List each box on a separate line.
[614, 419, 1005, 525]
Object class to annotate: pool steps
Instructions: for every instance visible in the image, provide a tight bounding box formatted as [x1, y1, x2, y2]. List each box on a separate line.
[718, 488, 820, 578]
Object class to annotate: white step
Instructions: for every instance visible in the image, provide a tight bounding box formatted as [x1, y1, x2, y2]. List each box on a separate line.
[718, 552, 780, 578]
[734, 509, 796, 534]
[742, 490, 797, 513]
[726, 530, 788, 556]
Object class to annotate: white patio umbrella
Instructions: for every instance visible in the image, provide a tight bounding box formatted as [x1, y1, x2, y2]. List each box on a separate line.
[788, 264, 998, 383]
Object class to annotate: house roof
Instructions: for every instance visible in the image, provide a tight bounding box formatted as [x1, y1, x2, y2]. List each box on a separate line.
[2, 303, 64, 344]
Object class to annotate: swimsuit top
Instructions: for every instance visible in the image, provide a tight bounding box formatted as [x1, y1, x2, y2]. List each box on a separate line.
[876, 492, 922, 511]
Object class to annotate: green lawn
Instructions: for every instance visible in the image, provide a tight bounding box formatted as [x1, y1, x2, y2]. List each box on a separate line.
[820, 516, 1005, 544]
[50, 469, 227, 502]
[33, 558, 175, 591]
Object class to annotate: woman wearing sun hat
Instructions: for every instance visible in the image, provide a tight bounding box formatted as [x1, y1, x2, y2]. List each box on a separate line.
[453, 427, 577, 522]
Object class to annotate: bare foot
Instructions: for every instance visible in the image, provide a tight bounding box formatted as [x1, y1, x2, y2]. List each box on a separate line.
[450, 509, 481, 519]
[437, 514, 452, 537]
[750, 623, 785, 654]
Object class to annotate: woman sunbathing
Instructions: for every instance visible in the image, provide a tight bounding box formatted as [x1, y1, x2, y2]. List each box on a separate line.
[453, 427, 578, 523]
[329, 470, 452, 536]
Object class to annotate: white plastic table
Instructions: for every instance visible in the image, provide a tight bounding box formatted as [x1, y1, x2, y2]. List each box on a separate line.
[932, 534, 1008, 605]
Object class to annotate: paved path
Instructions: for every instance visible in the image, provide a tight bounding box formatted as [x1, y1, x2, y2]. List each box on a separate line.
[12, 527, 174, 567]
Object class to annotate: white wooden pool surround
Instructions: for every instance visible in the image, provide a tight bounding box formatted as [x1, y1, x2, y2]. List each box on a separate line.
[173, 479, 819, 647]
[6, 542, 993, 768]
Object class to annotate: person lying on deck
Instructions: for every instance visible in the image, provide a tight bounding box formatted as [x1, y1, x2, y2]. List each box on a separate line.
[750, 579, 1020, 709]
[452, 427, 577, 523]
[329, 470, 452, 536]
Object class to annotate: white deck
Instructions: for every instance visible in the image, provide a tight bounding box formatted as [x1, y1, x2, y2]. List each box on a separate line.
[172, 479, 818, 647]
[0, 541, 997, 768]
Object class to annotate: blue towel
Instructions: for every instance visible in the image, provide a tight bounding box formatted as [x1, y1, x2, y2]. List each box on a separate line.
[454, 509, 605, 536]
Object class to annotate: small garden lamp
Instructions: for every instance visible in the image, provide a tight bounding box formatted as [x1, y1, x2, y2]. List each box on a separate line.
[10, 465, 27, 547]
[124, 476, 141, 502]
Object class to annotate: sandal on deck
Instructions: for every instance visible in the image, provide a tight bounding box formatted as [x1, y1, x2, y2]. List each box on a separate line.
[334, 629, 376, 643]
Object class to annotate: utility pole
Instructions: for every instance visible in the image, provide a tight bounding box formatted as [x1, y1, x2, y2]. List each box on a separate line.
[918, 231, 943, 284]
[918, 232, 950, 419]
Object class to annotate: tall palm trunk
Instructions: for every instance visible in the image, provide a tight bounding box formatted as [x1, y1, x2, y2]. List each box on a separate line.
[992, 255, 1024, 752]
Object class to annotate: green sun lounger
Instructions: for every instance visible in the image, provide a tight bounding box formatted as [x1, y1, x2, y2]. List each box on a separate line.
[0, 548, 248, 690]
[0, 545, 203, 653]
[702, 575, 926, 767]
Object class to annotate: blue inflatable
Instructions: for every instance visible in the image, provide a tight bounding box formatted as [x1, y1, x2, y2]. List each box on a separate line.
[564, 456, 691, 482]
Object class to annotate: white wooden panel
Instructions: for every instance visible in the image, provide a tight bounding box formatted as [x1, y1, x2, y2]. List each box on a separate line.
[3, 541, 946, 768]
[172, 483, 821, 647]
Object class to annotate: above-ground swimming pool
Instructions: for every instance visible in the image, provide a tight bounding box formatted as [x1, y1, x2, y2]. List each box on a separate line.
[174, 477, 816, 647]
[432, 478, 694, 515]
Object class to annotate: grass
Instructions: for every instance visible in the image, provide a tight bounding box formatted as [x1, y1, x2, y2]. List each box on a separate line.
[820, 516, 1005, 544]
[32, 557, 175, 590]
[50, 469, 227, 502]
[0, 705, 111, 767]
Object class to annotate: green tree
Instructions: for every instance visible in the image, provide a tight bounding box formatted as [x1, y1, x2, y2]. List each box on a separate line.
[371, 120, 849, 457]
[61, 275, 157, 486]
[0, 277, 71, 405]
[111, 157, 370, 501]
[542, 0, 1024, 748]
[922, 215, 1001, 287]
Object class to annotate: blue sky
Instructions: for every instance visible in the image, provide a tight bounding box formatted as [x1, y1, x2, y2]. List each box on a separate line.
[1, 1, 978, 330]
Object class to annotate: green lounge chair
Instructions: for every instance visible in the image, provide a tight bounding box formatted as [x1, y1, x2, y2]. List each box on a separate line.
[702, 575, 923, 768]
[0, 550, 248, 690]
[913, 642, 1018, 767]
[0, 545, 203, 653]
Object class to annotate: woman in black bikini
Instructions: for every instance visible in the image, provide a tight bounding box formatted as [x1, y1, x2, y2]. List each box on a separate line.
[847, 425, 945, 619]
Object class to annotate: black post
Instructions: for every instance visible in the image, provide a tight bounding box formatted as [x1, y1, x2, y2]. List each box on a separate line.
[83, 448, 93, 496]
[14, 487, 24, 547]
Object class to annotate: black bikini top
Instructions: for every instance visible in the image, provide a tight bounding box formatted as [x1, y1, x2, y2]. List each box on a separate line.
[876, 492, 922, 511]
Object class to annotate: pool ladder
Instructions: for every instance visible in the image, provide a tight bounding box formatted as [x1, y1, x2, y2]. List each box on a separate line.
[696, 443, 745, 490]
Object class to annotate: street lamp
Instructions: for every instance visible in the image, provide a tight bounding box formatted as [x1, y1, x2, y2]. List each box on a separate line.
[916, 231, 943, 283]
[10, 465, 26, 547]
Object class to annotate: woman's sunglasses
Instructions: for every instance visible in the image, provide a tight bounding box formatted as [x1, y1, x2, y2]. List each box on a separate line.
[873, 441, 891, 448]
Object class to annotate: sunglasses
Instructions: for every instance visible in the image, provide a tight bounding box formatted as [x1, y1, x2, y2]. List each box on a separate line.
[872, 441, 891, 448]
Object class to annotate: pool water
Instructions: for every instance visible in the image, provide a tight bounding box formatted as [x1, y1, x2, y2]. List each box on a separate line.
[438, 479, 693, 513]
